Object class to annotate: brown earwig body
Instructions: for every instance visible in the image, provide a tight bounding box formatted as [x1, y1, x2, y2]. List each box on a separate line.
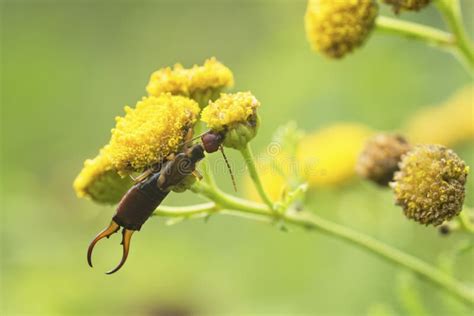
[87, 144, 206, 274]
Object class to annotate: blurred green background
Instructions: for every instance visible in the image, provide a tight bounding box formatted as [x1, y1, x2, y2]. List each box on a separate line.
[1, 0, 473, 315]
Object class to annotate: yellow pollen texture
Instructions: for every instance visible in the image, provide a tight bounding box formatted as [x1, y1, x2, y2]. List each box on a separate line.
[106, 94, 200, 173]
[73, 152, 112, 198]
[146, 57, 234, 97]
[305, 0, 378, 58]
[201, 92, 260, 131]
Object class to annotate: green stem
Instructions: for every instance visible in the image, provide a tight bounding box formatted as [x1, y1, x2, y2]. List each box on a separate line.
[375, 16, 454, 47]
[283, 211, 474, 306]
[459, 208, 474, 233]
[191, 181, 270, 216]
[436, 0, 474, 72]
[239, 143, 275, 211]
[153, 202, 218, 217]
[154, 189, 474, 306]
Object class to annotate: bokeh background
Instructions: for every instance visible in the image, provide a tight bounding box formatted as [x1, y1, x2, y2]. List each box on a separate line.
[1, 0, 473, 315]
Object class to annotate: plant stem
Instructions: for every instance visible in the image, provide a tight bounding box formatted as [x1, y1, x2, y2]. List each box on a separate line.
[283, 211, 474, 306]
[153, 202, 218, 217]
[239, 143, 275, 211]
[436, 0, 474, 72]
[191, 181, 270, 216]
[154, 189, 474, 306]
[459, 208, 474, 233]
[375, 16, 454, 47]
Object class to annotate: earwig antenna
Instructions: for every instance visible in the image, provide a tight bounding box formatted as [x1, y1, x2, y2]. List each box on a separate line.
[219, 146, 237, 192]
[180, 130, 211, 147]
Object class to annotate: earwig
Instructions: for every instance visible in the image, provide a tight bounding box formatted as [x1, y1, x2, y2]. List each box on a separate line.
[87, 144, 205, 274]
[87, 130, 229, 274]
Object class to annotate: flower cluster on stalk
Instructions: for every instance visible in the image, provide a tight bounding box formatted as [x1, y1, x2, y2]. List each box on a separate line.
[74, 58, 261, 203]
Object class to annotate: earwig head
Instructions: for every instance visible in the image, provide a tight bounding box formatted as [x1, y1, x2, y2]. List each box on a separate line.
[200, 132, 236, 191]
[201, 132, 224, 153]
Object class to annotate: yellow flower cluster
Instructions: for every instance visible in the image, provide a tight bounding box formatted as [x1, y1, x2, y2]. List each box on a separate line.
[297, 123, 373, 186]
[201, 92, 260, 131]
[383, 0, 431, 13]
[73, 151, 132, 204]
[391, 145, 468, 226]
[305, 0, 378, 58]
[106, 94, 200, 173]
[404, 85, 474, 147]
[146, 57, 234, 104]
[74, 57, 241, 204]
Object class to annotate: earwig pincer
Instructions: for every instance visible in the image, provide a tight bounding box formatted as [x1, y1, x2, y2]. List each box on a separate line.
[87, 131, 226, 274]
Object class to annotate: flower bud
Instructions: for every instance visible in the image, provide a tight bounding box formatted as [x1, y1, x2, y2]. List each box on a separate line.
[201, 92, 260, 150]
[356, 133, 411, 186]
[383, 0, 431, 13]
[305, 0, 378, 58]
[73, 152, 133, 204]
[146, 57, 234, 107]
[106, 94, 200, 174]
[391, 145, 469, 226]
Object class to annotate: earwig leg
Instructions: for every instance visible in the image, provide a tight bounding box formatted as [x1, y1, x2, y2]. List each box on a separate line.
[87, 221, 120, 267]
[165, 153, 176, 161]
[105, 229, 134, 275]
[184, 126, 194, 143]
[192, 170, 203, 180]
[132, 168, 153, 183]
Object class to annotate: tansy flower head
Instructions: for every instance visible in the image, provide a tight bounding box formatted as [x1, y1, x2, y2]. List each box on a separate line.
[73, 150, 133, 204]
[201, 92, 260, 150]
[404, 85, 474, 147]
[383, 0, 431, 13]
[297, 123, 373, 187]
[146, 57, 234, 107]
[356, 133, 411, 186]
[106, 94, 200, 173]
[305, 0, 378, 58]
[391, 145, 469, 226]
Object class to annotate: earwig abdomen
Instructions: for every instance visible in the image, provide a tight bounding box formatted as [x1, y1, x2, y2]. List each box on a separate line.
[87, 143, 206, 274]
[113, 172, 169, 231]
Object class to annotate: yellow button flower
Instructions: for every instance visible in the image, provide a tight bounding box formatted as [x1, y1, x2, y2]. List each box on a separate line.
[146, 64, 188, 97]
[305, 0, 378, 58]
[201, 92, 260, 149]
[404, 85, 474, 147]
[73, 150, 133, 204]
[391, 145, 468, 226]
[297, 123, 373, 187]
[201, 92, 259, 130]
[106, 94, 200, 173]
[146, 57, 234, 107]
